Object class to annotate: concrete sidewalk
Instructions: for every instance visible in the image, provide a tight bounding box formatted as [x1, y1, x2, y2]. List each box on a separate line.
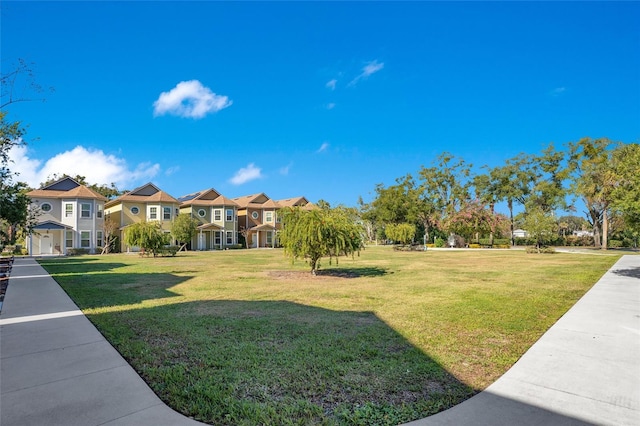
[406, 254, 640, 426]
[1, 256, 638, 426]
[0, 257, 204, 426]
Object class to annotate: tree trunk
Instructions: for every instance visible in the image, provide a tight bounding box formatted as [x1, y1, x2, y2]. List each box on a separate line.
[602, 210, 609, 250]
[508, 200, 515, 246]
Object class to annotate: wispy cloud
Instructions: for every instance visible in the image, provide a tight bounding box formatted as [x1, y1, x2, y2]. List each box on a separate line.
[229, 163, 263, 185]
[279, 163, 293, 175]
[325, 79, 337, 90]
[8, 145, 159, 189]
[165, 166, 180, 176]
[317, 142, 330, 153]
[153, 80, 232, 119]
[348, 60, 384, 86]
[550, 87, 566, 97]
[326, 102, 336, 110]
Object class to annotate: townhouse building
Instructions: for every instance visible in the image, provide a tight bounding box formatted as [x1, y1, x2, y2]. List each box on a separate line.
[25, 177, 107, 255]
[104, 183, 180, 252]
[178, 188, 239, 250]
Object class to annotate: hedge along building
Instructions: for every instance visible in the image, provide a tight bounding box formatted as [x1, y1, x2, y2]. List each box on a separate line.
[104, 183, 180, 253]
[177, 188, 239, 250]
[25, 177, 107, 255]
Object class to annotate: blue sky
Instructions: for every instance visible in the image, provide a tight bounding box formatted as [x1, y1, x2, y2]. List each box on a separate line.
[3, 1, 639, 211]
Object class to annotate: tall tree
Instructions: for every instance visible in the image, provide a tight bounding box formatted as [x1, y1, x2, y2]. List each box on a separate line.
[568, 137, 619, 249]
[610, 143, 640, 236]
[171, 214, 199, 251]
[279, 206, 364, 275]
[418, 153, 472, 236]
[521, 207, 559, 252]
[477, 154, 533, 245]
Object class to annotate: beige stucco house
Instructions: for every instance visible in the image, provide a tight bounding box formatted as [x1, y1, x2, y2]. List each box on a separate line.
[26, 177, 107, 255]
[104, 183, 180, 252]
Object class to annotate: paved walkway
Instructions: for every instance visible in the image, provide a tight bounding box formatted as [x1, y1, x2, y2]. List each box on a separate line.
[406, 254, 640, 426]
[1, 256, 638, 426]
[0, 257, 204, 426]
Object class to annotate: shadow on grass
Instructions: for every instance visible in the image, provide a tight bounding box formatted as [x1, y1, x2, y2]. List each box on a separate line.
[80, 299, 593, 426]
[316, 266, 390, 278]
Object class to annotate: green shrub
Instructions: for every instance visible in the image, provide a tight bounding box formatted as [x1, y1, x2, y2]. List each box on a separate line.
[434, 238, 445, 248]
[469, 243, 481, 249]
[608, 239, 623, 248]
[67, 248, 90, 256]
[525, 246, 556, 254]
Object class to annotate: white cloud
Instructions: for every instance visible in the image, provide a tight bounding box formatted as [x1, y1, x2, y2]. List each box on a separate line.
[229, 163, 263, 185]
[349, 60, 384, 86]
[317, 142, 329, 153]
[153, 80, 232, 119]
[326, 79, 337, 90]
[326, 102, 336, 110]
[550, 87, 566, 97]
[8, 145, 160, 189]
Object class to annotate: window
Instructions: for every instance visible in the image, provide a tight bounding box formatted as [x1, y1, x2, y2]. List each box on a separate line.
[214, 209, 222, 221]
[80, 231, 91, 248]
[65, 203, 73, 217]
[96, 204, 103, 219]
[65, 231, 74, 248]
[226, 209, 234, 221]
[81, 203, 91, 218]
[226, 231, 233, 245]
[163, 207, 171, 220]
[130, 206, 140, 215]
[251, 211, 259, 220]
[276, 214, 282, 223]
[265, 211, 273, 222]
[96, 231, 104, 247]
[41, 203, 52, 212]
[266, 231, 273, 245]
[198, 209, 206, 217]
[149, 207, 158, 220]
[214, 231, 221, 245]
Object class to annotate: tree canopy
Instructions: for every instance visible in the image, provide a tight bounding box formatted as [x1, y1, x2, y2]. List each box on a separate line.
[124, 221, 169, 257]
[279, 206, 364, 275]
[171, 214, 199, 251]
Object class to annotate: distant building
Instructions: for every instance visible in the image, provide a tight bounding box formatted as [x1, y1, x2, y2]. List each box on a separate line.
[573, 230, 594, 237]
[513, 229, 528, 238]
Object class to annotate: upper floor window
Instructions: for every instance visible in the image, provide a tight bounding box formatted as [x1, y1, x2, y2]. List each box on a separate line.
[96, 204, 103, 219]
[226, 209, 234, 221]
[265, 211, 273, 222]
[251, 211, 259, 220]
[214, 209, 222, 221]
[65, 203, 73, 217]
[149, 207, 158, 220]
[130, 206, 140, 215]
[198, 209, 206, 218]
[163, 207, 171, 220]
[81, 203, 91, 218]
[41, 203, 52, 212]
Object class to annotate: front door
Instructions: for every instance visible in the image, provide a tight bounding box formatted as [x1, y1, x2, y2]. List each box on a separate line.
[41, 234, 53, 254]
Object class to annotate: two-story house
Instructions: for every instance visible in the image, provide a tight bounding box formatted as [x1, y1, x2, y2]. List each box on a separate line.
[232, 193, 281, 248]
[178, 188, 239, 250]
[26, 177, 107, 255]
[104, 183, 180, 252]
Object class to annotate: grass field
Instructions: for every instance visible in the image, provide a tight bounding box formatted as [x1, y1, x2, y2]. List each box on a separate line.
[39, 246, 620, 425]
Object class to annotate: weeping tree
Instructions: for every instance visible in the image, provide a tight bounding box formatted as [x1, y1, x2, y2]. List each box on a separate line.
[384, 223, 416, 245]
[124, 221, 168, 257]
[279, 206, 364, 275]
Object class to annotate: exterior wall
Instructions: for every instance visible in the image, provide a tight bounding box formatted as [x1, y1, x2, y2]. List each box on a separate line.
[29, 196, 105, 255]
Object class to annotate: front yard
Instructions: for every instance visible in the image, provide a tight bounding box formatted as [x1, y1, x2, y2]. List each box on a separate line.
[39, 247, 619, 425]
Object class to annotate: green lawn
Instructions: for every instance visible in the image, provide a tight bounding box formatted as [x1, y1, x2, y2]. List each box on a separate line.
[39, 247, 620, 425]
